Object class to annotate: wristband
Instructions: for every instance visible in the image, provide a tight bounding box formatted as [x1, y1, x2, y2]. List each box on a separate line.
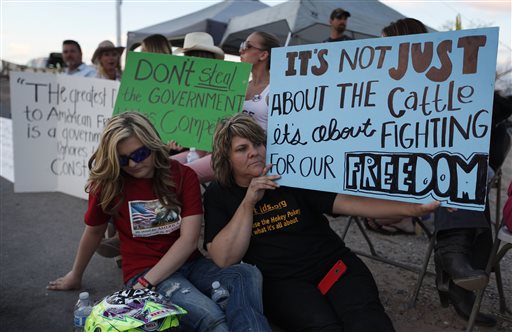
[137, 276, 154, 289]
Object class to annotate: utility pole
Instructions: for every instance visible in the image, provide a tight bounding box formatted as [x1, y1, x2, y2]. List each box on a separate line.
[116, 0, 122, 46]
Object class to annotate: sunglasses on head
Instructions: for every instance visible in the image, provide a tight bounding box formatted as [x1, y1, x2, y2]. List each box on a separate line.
[239, 41, 265, 52]
[119, 146, 152, 167]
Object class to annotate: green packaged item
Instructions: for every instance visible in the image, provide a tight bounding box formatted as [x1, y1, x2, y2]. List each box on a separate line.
[84, 288, 187, 331]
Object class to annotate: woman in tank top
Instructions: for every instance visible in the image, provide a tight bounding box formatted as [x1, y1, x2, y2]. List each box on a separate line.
[239, 32, 281, 130]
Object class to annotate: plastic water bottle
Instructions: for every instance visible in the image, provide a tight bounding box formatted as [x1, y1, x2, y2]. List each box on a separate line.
[211, 281, 230, 309]
[186, 147, 200, 164]
[74, 291, 93, 331]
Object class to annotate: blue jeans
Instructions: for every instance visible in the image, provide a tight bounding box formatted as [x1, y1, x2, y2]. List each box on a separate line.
[127, 257, 271, 332]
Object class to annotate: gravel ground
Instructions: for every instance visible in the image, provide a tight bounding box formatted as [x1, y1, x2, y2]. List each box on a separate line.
[329, 149, 512, 332]
[1, 73, 509, 331]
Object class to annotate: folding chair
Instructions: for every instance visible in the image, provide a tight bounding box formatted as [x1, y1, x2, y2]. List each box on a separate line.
[343, 129, 511, 304]
[340, 215, 435, 308]
[465, 127, 512, 331]
[466, 224, 512, 332]
[490, 167, 505, 230]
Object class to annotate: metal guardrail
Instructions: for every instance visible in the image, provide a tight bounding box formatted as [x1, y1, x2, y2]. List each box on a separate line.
[1, 59, 63, 77]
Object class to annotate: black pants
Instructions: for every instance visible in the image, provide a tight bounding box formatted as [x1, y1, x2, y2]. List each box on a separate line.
[262, 251, 394, 332]
[434, 207, 490, 232]
[435, 206, 493, 271]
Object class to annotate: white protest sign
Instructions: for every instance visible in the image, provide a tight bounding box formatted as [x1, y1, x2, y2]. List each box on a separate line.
[267, 28, 499, 211]
[10, 72, 119, 199]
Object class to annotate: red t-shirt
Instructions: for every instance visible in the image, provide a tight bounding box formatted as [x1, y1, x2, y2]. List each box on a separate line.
[504, 181, 512, 232]
[85, 160, 203, 282]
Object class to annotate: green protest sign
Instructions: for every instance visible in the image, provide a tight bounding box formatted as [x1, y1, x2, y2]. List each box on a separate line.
[114, 52, 251, 151]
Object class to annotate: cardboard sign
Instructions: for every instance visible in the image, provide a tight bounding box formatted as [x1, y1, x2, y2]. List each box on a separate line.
[114, 52, 251, 151]
[10, 72, 118, 199]
[267, 28, 499, 211]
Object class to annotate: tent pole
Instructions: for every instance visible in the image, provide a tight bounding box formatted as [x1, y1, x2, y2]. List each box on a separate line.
[285, 32, 292, 46]
[116, 0, 122, 46]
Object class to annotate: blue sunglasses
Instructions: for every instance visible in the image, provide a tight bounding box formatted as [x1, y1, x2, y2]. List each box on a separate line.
[119, 146, 152, 167]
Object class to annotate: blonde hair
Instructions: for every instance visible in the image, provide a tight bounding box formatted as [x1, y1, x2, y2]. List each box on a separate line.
[87, 112, 179, 214]
[95, 52, 122, 80]
[211, 113, 266, 186]
[142, 34, 172, 54]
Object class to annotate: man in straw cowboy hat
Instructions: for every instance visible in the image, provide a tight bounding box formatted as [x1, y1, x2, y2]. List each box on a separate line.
[176, 32, 224, 59]
[165, 32, 226, 183]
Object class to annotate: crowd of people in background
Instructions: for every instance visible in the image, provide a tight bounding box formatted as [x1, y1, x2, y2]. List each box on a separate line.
[48, 7, 512, 332]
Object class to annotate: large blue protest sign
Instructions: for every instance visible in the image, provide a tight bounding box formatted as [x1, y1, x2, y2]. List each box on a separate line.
[267, 28, 498, 211]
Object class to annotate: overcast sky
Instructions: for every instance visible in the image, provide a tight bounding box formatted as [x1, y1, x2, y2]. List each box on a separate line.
[1, 0, 510, 87]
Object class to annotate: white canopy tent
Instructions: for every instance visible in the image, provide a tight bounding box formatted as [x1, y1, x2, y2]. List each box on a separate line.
[126, 0, 268, 51]
[220, 0, 427, 54]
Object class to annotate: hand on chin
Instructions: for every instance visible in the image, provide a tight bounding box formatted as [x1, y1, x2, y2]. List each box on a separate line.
[249, 162, 265, 175]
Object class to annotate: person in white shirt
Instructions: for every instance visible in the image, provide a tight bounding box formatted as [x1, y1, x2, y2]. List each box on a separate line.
[239, 31, 280, 130]
[62, 40, 96, 77]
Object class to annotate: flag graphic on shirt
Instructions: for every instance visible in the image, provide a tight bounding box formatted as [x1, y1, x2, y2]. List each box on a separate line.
[128, 199, 181, 237]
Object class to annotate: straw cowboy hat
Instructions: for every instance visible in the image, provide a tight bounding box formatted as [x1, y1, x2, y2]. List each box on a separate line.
[176, 32, 225, 59]
[91, 40, 125, 63]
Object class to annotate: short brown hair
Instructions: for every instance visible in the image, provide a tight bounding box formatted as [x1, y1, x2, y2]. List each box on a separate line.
[184, 50, 216, 59]
[63, 40, 82, 53]
[211, 114, 266, 186]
